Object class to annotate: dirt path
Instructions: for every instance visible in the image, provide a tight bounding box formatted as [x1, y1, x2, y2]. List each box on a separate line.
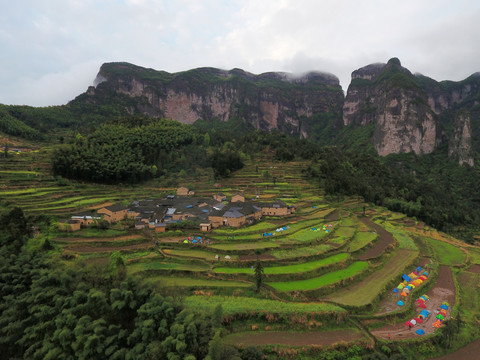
[430, 338, 480, 360]
[224, 329, 364, 346]
[371, 266, 455, 340]
[356, 217, 394, 260]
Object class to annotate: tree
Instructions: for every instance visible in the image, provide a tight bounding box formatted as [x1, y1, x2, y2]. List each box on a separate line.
[212, 304, 223, 328]
[254, 258, 264, 293]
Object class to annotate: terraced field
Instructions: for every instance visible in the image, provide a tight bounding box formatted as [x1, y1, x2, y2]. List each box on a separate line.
[3, 147, 479, 357]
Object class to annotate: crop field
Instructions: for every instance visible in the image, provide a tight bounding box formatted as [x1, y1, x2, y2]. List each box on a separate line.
[3, 147, 479, 355]
[268, 261, 368, 291]
[382, 222, 418, 250]
[184, 295, 346, 315]
[270, 243, 333, 259]
[213, 253, 349, 275]
[162, 248, 239, 261]
[427, 238, 466, 265]
[142, 276, 251, 288]
[208, 241, 280, 251]
[348, 231, 378, 252]
[129, 260, 210, 273]
[326, 249, 418, 306]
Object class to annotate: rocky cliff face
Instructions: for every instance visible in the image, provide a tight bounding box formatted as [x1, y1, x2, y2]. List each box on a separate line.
[79, 62, 344, 138]
[75, 60, 480, 165]
[343, 58, 479, 165]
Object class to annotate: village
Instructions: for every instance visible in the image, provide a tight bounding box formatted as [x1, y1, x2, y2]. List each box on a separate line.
[58, 186, 295, 233]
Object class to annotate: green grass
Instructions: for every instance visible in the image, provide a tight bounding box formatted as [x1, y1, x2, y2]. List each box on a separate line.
[348, 231, 378, 252]
[271, 243, 333, 259]
[129, 260, 210, 273]
[163, 248, 239, 261]
[383, 223, 418, 250]
[468, 249, 480, 264]
[284, 226, 330, 243]
[428, 238, 466, 265]
[209, 241, 279, 251]
[183, 295, 346, 315]
[213, 221, 277, 235]
[334, 226, 355, 238]
[214, 253, 349, 275]
[268, 261, 368, 291]
[326, 249, 418, 306]
[142, 276, 251, 288]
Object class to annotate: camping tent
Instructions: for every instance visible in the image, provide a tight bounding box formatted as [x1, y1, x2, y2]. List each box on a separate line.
[420, 310, 430, 319]
[403, 288, 410, 294]
[423, 272, 429, 276]
[183, 240, 189, 243]
[440, 304, 449, 310]
[433, 320, 442, 328]
[402, 274, 411, 282]
[415, 317, 423, 324]
[416, 266, 423, 272]
[418, 302, 427, 309]
[416, 329, 425, 335]
[400, 292, 408, 297]
[405, 321, 413, 327]
[442, 301, 450, 306]
[397, 301, 404, 306]
[393, 288, 399, 293]
[436, 314, 445, 320]
[410, 319, 417, 325]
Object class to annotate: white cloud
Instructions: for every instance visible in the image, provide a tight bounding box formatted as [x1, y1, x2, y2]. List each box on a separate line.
[0, 0, 479, 105]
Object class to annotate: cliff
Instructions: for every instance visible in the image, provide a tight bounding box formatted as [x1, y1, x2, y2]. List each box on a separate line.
[71, 60, 480, 165]
[75, 62, 344, 138]
[343, 58, 479, 165]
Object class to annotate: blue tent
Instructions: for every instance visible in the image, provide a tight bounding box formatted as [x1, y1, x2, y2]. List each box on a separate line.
[397, 301, 404, 306]
[416, 266, 422, 272]
[192, 240, 198, 243]
[403, 274, 411, 282]
[440, 304, 449, 310]
[405, 285, 412, 290]
[416, 329, 425, 335]
[423, 271, 429, 276]
[420, 310, 430, 318]
[393, 288, 399, 293]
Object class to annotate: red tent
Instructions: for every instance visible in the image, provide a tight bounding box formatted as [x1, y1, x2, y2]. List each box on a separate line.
[405, 321, 413, 327]
[414, 317, 423, 324]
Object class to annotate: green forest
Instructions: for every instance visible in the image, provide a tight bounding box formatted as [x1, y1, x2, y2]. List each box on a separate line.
[0, 207, 264, 360]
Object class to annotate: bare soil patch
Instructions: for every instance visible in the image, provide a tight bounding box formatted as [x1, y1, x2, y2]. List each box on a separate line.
[325, 209, 340, 221]
[64, 242, 154, 253]
[56, 234, 146, 243]
[225, 329, 363, 346]
[371, 266, 455, 340]
[356, 217, 394, 260]
[466, 264, 480, 274]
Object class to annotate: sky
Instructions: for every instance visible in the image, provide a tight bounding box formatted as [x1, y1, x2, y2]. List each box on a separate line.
[1, 0, 479, 106]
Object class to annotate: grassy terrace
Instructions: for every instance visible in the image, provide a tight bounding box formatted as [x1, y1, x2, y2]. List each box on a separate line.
[268, 261, 368, 291]
[142, 276, 251, 288]
[428, 238, 466, 265]
[213, 253, 349, 275]
[326, 249, 418, 306]
[184, 295, 346, 315]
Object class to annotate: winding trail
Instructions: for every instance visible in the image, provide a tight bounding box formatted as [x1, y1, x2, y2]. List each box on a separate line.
[356, 217, 395, 260]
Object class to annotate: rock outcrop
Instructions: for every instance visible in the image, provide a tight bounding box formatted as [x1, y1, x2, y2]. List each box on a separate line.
[74, 60, 480, 165]
[343, 58, 479, 165]
[77, 62, 344, 137]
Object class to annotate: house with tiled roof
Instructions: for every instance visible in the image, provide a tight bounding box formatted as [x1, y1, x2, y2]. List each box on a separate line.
[98, 203, 128, 223]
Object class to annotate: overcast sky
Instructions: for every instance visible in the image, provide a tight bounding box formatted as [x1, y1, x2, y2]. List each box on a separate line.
[1, 0, 479, 106]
